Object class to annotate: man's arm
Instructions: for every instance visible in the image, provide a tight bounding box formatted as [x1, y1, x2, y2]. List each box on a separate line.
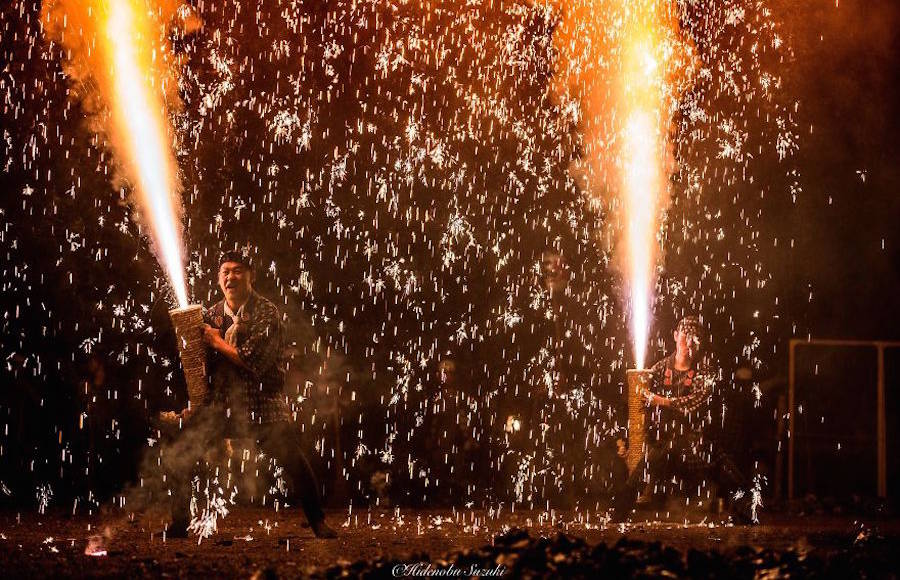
[201, 324, 248, 369]
[642, 358, 671, 407]
[231, 301, 285, 377]
[663, 372, 714, 415]
[641, 357, 713, 414]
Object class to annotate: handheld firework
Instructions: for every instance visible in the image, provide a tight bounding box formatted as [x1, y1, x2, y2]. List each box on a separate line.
[168, 304, 208, 415]
[626, 369, 652, 474]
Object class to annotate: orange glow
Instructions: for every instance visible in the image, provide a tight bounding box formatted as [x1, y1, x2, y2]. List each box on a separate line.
[623, 109, 659, 369]
[43, 0, 188, 308]
[104, 0, 188, 307]
[549, 1, 694, 368]
[620, 8, 667, 369]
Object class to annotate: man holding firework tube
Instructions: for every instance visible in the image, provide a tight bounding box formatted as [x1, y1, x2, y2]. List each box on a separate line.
[612, 316, 755, 524]
[164, 251, 337, 538]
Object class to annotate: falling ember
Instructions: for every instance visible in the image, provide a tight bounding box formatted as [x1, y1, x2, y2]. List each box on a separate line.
[42, 0, 189, 308]
[4, 0, 805, 522]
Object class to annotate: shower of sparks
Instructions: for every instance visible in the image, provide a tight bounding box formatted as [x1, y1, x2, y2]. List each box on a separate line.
[550, 0, 695, 369]
[102, 0, 189, 308]
[622, 108, 658, 369]
[1, 0, 806, 519]
[41, 0, 189, 308]
[620, 19, 666, 370]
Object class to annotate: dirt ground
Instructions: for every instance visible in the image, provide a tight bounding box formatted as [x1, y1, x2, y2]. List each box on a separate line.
[0, 506, 897, 578]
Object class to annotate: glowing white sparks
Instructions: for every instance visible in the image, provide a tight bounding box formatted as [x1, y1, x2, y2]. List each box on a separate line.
[8, 0, 804, 512]
[104, 0, 188, 307]
[622, 111, 659, 369]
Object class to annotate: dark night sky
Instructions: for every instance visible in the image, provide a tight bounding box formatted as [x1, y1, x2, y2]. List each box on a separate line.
[781, 0, 900, 340]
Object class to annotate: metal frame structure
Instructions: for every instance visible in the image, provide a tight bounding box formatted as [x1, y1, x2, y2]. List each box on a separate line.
[788, 338, 900, 500]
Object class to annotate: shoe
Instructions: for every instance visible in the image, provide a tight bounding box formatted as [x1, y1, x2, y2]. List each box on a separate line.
[311, 519, 338, 539]
[731, 511, 758, 525]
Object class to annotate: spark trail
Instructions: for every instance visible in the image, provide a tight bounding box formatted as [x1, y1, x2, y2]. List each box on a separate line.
[620, 1, 695, 369]
[551, 0, 695, 368]
[4, 0, 803, 510]
[42, 0, 189, 307]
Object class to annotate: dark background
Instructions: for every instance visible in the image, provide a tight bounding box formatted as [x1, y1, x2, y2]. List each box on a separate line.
[0, 0, 898, 511]
[781, 0, 900, 339]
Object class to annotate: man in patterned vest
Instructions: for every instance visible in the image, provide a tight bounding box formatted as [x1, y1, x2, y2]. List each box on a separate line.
[612, 316, 755, 524]
[166, 251, 337, 538]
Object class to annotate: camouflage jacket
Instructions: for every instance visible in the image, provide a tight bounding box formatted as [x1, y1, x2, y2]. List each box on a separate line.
[203, 291, 290, 426]
[646, 354, 719, 449]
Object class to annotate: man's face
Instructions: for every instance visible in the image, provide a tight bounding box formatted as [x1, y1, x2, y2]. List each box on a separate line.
[674, 328, 700, 360]
[218, 261, 253, 304]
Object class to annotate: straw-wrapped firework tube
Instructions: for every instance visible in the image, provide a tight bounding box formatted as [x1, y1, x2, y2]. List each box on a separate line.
[626, 369, 652, 474]
[169, 304, 208, 409]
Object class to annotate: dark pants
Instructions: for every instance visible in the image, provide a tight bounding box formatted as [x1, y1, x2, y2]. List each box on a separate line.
[162, 407, 325, 526]
[613, 440, 748, 516]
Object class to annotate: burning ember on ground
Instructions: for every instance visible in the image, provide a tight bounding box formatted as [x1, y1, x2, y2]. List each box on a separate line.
[84, 533, 108, 557]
